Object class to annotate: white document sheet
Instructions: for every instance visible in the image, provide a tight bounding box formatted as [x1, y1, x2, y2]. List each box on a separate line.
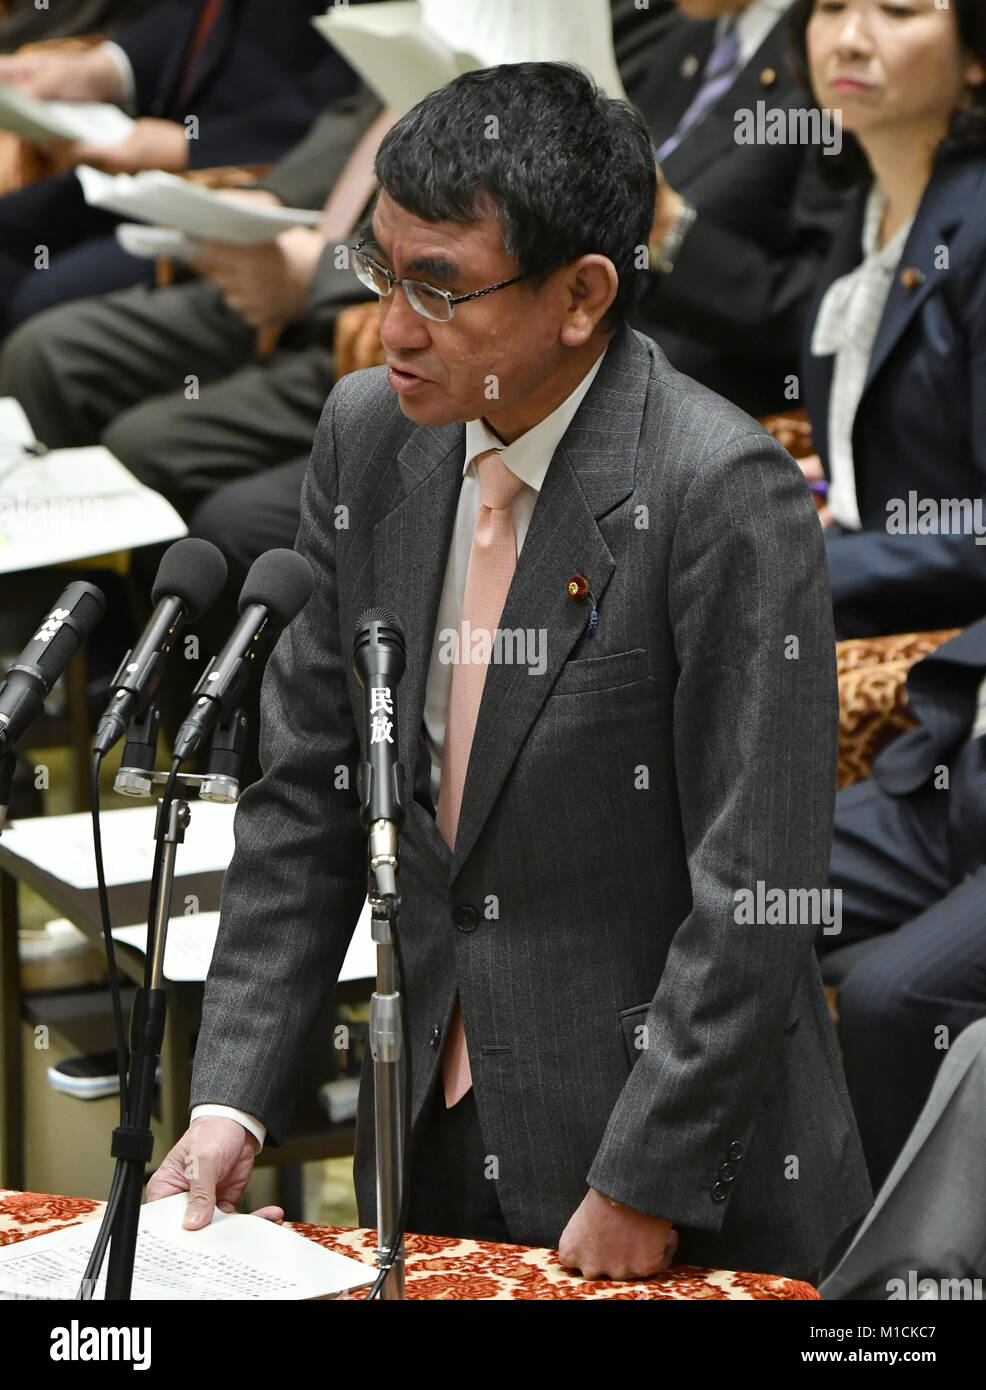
[315, 0, 626, 114]
[112, 899, 376, 984]
[0, 81, 134, 143]
[316, 3, 471, 114]
[0, 395, 36, 451]
[0, 803, 236, 890]
[0, 443, 186, 573]
[0, 1193, 373, 1300]
[115, 223, 202, 261]
[77, 165, 323, 244]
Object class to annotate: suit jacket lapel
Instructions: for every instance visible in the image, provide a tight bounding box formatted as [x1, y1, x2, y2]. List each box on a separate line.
[864, 158, 985, 393]
[449, 327, 649, 881]
[661, 19, 790, 188]
[372, 419, 463, 859]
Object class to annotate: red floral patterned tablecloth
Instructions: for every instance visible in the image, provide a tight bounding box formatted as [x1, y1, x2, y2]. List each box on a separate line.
[0, 1190, 819, 1300]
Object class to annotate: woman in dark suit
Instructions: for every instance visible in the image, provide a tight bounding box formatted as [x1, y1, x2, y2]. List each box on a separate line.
[790, 0, 986, 639]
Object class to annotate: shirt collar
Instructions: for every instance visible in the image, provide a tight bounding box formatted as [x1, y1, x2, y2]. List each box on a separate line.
[718, 0, 792, 69]
[463, 344, 608, 495]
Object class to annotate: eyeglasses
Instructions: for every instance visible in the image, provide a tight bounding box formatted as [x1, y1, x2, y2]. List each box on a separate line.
[350, 239, 539, 322]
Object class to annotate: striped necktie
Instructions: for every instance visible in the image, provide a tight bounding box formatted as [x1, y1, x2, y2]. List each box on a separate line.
[657, 18, 741, 163]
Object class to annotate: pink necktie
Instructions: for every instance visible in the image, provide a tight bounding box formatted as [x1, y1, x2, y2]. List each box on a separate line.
[436, 449, 527, 1107]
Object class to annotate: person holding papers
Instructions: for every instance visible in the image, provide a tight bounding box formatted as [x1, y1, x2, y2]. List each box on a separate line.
[615, 0, 851, 416]
[148, 62, 870, 1282]
[0, 85, 384, 518]
[0, 0, 358, 332]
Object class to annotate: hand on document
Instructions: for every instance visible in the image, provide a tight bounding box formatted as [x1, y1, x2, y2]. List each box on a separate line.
[147, 1116, 284, 1232]
[188, 225, 324, 329]
[69, 116, 191, 175]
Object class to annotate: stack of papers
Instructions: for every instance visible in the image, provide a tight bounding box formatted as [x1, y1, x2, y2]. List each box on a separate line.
[315, 0, 627, 115]
[0, 396, 185, 572]
[0, 80, 134, 144]
[77, 165, 323, 246]
[0, 1193, 374, 1300]
[112, 901, 375, 984]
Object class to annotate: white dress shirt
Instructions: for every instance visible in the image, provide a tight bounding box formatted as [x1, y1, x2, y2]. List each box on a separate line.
[811, 184, 914, 530]
[728, 0, 794, 69]
[191, 345, 609, 1149]
[100, 41, 138, 114]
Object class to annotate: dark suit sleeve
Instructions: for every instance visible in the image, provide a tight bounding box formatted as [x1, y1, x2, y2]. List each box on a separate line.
[255, 89, 383, 211]
[587, 432, 839, 1231]
[188, 380, 367, 1145]
[647, 157, 847, 360]
[115, 1, 197, 105]
[825, 267, 986, 637]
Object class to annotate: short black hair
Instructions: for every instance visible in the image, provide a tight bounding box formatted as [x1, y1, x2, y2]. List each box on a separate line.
[788, 0, 986, 185]
[374, 61, 658, 326]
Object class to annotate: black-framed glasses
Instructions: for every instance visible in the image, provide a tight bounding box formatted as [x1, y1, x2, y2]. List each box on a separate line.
[350, 239, 538, 322]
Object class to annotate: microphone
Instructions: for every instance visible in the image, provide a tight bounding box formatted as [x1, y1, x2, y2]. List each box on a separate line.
[172, 548, 314, 763]
[0, 581, 106, 755]
[93, 538, 228, 756]
[353, 608, 406, 897]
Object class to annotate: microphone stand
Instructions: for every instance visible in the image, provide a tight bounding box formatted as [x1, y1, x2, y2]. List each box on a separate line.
[365, 815, 406, 1300]
[86, 705, 246, 1300]
[104, 787, 189, 1300]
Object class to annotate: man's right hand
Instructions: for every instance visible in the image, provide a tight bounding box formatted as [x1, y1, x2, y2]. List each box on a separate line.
[147, 1116, 284, 1231]
[0, 47, 126, 104]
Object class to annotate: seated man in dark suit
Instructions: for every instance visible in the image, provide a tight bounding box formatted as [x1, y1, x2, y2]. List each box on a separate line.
[0, 86, 383, 518]
[819, 619, 986, 1195]
[821, 1015, 986, 1300]
[791, 0, 986, 637]
[147, 61, 869, 1283]
[616, 0, 849, 416]
[0, 0, 358, 332]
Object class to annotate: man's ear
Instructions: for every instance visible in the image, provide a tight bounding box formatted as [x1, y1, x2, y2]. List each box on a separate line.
[560, 255, 619, 347]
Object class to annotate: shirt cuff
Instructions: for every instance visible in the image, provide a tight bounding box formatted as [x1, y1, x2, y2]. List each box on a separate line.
[100, 41, 137, 113]
[190, 1104, 266, 1149]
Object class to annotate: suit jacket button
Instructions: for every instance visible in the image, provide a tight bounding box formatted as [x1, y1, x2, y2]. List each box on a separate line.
[429, 1027, 441, 1048]
[711, 1181, 728, 1202]
[727, 1141, 744, 1161]
[453, 905, 479, 932]
[718, 1163, 735, 1181]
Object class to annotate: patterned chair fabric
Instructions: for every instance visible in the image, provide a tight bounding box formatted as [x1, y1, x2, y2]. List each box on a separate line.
[835, 630, 960, 789]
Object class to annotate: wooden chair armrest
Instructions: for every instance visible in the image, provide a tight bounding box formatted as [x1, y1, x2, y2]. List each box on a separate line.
[333, 301, 384, 379]
[758, 408, 814, 460]
[836, 629, 961, 789]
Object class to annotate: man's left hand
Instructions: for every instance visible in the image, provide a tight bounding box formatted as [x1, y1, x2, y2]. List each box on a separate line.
[188, 226, 323, 328]
[558, 1188, 678, 1280]
[68, 117, 191, 174]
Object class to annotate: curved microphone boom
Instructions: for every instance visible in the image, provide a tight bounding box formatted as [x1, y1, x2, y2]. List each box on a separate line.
[93, 538, 228, 756]
[172, 548, 314, 763]
[0, 580, 106, 754]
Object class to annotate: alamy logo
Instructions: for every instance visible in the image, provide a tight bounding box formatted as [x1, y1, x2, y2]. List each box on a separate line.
[733, 880, 842, 934]
[34, 607, 69, 643]
[886, 494, 986, 545]
[734, 101, 842, 156]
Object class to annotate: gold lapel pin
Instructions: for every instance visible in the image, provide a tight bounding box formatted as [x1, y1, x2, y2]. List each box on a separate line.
[900, 266, 926, 291]
[681, 54, 699, 79]
[567, 574, 598, 636]
[760, 67, 777, 88]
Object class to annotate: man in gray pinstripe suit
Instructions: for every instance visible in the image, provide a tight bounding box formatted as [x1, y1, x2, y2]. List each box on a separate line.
[149, 62, 871, 1283]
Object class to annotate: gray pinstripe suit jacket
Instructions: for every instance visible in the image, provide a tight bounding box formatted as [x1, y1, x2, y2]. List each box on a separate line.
[190, 325, 872, 1278]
